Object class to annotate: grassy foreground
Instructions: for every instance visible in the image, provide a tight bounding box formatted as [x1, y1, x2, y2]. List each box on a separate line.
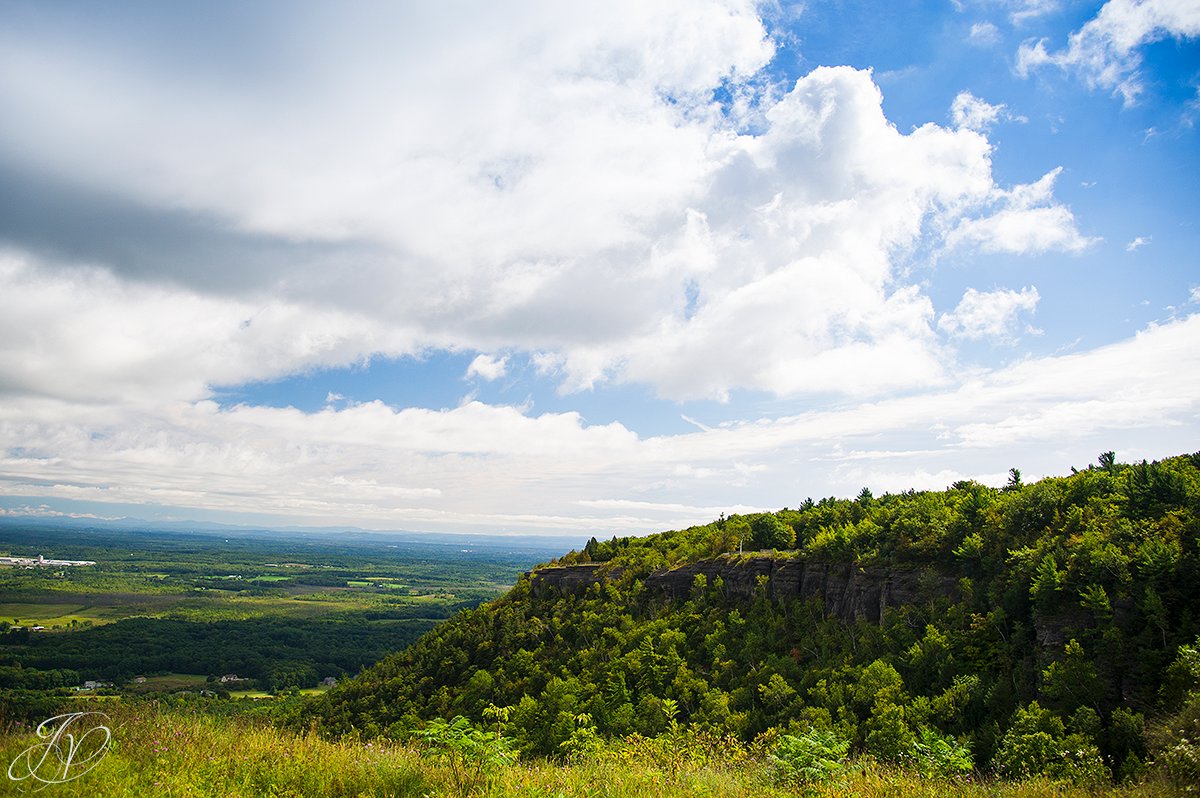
[0, 702, 1184, 798]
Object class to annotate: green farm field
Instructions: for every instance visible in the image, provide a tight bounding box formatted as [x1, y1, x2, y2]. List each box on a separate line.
[0, 523, 568, 693]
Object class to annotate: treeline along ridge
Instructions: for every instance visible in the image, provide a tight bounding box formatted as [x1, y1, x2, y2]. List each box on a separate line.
[313, 452, 1200, 783]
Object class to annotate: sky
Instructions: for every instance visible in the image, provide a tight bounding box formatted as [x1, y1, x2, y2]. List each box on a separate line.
[0, 0, 1198, 537]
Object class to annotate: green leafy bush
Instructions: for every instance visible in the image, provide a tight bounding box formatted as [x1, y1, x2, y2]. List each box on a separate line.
[992, 701, 1106, 784]
[910, 727, 973, 778]
[416, 715, 516, 796]
[769, 727, 849, 786]
[1152, 700, 1200, 792]
[1149, 638, 1200, 790]
[864, 701, 916, 763]
[559, 712, 604, 762]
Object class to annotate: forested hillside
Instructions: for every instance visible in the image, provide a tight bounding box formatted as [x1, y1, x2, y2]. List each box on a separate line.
[316, 453, 1200, 783]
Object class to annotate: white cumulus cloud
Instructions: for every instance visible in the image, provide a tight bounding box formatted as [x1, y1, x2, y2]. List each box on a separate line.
[952, 91, 1007, 130]
[0, 251, 413, 406]
[947, 168, 1097, 255]
[938, 286, 1041, 341]
[1017, 0, 1200, 105]
[466, 354, 509, 382]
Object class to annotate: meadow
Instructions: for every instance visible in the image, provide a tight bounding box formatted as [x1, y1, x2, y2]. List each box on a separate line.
[0, 699, 1183, 798]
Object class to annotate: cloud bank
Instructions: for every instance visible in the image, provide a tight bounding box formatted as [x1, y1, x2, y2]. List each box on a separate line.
[0, 3, 1091, 405]
[2, 313, 1196, 533]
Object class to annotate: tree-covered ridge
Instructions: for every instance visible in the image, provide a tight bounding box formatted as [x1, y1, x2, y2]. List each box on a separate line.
[316, 453, 1200, 783]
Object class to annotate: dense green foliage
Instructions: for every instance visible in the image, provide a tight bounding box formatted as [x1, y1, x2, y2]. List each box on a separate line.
[1149, 636, 1200, 789]
[317, 453, 1200, 784]
[4, 616, 436, 688]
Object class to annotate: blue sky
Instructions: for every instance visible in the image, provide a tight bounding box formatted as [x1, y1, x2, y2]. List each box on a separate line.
[0, 1, 1197, 537]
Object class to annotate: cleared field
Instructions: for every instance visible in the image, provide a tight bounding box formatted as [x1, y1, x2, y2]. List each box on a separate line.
[298, 684, 331, 696]
[0, 601, 111, 628]
[130, 673, 209, 691]
[0, 601, 87, 618]
[0, 589, 443, 626]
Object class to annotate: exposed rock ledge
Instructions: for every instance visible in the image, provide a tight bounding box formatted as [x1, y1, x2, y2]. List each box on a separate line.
[530, 555, 959, 625]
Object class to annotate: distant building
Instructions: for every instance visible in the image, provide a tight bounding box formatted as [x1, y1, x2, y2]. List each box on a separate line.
[321, 676, 337, 687]
[0, 554, 96, 568]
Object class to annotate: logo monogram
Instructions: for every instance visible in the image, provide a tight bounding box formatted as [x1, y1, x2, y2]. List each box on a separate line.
[8, 712, 112, 790]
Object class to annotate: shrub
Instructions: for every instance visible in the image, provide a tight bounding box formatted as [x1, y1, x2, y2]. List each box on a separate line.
[559, 713, 603, 762]
[769, 727, 849, 786]
[992, 701, 1106, 784]
[416, 715, 515, 796]
[1149, 639, 1200, 791]
[910, 727, 973, 778]
[1152, 703, 1200, 792]
[864, 701, 916, 764]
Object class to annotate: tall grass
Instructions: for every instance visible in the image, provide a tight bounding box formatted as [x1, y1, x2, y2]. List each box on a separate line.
[0, 701, 426, 797]
[490, 756, 1183, 798]
[0, 703, 1185, 797]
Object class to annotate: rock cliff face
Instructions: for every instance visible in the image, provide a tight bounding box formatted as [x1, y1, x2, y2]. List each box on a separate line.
[528, 563, 611, 594]
[530, 555, 959, 625]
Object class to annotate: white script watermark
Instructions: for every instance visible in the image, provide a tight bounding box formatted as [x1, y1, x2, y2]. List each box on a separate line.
[7, 712, 111, 790]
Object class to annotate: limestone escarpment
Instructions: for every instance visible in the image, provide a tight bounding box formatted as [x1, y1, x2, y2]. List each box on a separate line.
[529, 554, 959, 624]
